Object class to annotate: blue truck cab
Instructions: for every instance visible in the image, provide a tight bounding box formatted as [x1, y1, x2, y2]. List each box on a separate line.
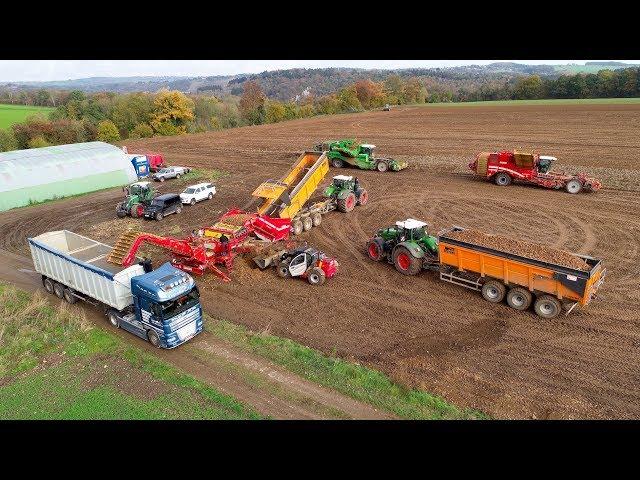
[126, 263, 204, 348]
[129, 154, 150, 178]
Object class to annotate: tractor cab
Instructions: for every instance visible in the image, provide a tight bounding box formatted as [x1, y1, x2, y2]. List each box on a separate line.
[331, 174, 355, 190]
[537, 155, 556, 174]
[126, 181, 153, 197]
[395, 219, 428, 242]
[359, 144, 375, 157]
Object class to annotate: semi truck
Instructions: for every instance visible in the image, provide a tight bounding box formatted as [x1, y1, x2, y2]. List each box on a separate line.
[28, 230, 203, 348]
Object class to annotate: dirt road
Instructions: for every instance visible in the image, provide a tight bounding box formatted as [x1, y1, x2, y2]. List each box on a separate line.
[2, 103, 639, 419]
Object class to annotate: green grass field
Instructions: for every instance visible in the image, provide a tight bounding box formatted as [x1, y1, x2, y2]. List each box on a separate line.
[416, 98, 640, 108]
[0, 103, 54, 130]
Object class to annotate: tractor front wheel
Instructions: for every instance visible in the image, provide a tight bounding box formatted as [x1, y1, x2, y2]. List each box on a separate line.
[376, 161, 388, 172]
[337, 192, 356, 213]
[357, 189, 368, 206]
[392, 246, 421, 275]
[367, 239, 384, 261]
[307, 267, 326, 285]
[494, 172, 512, 186]
[332, 158, 344, 168]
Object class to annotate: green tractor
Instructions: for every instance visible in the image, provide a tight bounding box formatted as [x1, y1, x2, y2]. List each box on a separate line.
[314, 139, 408, 172]
[116, 181, 157, 218]
[366, 219, 438, 275]
[323, 175, 368, 212]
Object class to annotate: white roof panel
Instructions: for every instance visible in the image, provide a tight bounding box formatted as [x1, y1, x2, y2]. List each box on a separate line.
[333, 175, 353, 181]
[396, 218, 427, 229]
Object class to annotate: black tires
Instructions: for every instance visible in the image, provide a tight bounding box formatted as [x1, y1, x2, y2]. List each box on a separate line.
[481, 280, 506, 303]
[357, 189, 368, 206]
[176, 206, 182, 215]
[176, 173, 181, 179]
[292, 220, 303, 236]
[155, 212, 163, 221]
[208, 192, 214, 200]
[392, 246, 422, 275]
[366, 238, 384, 261]
[116, 208, 127, 218]
[534, 295, 562, 319]
[307, 267, 326, 285]
[107, 310, 120, 328]
[159, 177, 165, 182]
[147, 329, 161, 348]
[277, 262, 290, 278]
[376, 161, 388, 172]
[565, 178, 583, 194]
[130, 204, 141, 218]
[337, 192, 356, 213]
[332, 158, 344, 168]
[494, 172, 512, 186]
[191, 198, 196, 206]
[43, 277, 55, 295]
[506, 287, 532, 311]
[53, 282, 65, 299]
[63, 287, 77, 304]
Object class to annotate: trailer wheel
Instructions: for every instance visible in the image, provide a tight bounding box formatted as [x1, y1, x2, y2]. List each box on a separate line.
[494, 172, 512, 186]
[303, 216, 313, 231]
[53, 282, 65, 299]
[481, 280, 506, 303]
[367, 238, 384, 261]
[292, 220, 304, 235]
[63, 287, 78, 304]
[534, 295, 562, 319]
[392, 246, 422, 275]
[311, 213, 322, 227]
[357, 189, 368, 206]
[337, 192, 356, 213]
[307, 267, 326, 285]
[565, 178, 583, 194]
[43, 277, 55, 295]
[332, 158, 344, 168]
[506, 287, 532, 310]
[147, 330, 161, 348]
[107, 310, 120, 328]
[376, 161, 388, 172]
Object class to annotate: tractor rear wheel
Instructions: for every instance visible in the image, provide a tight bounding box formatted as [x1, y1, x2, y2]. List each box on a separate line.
[392, 246, 421, 275]
[357, 189, 368, 206]
[481, 280, 506, 303]
[366, 238, 384, 261]
[565, 178, 583, 194]
[337, 192, 356, 213]
[130, 204, 141, 218]
[534, 295, 562, 319]
[311, 213, 322, 227]
[506, 287, 532, 311]
[494, 172, 512, 186]
[332, 158, 344, 168]
[292, 220, 304, 235]
[376, 161, 388, 172]
[307, 267, 326, 285]
[303, 216, 313, 231]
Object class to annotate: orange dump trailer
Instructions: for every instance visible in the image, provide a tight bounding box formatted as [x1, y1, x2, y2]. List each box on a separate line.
[437, 227, 606, 318]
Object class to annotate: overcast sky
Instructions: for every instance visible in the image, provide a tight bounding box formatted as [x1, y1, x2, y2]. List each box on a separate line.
[0, 60, 635, 82]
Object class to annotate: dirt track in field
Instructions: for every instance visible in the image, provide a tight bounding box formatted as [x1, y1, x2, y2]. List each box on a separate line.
[2, 103, 639, 419]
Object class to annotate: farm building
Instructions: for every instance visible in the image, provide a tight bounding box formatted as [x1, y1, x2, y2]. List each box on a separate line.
[0, 142, 138, 211]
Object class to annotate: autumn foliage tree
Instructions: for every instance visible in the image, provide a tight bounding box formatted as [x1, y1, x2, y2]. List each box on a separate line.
[150, 89, 195, 135]
[239, 80, 266, 124]
[354, 80, 385, 109]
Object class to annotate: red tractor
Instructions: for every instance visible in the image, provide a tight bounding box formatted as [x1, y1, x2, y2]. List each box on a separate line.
[469, 150, 601, 194]
[273, 247, 338, 285]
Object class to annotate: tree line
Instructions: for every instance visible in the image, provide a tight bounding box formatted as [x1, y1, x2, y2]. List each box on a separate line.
[0, 68, 638, 152]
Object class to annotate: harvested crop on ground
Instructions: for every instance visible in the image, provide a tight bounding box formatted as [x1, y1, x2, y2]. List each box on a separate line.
[445, 228, 590, 270]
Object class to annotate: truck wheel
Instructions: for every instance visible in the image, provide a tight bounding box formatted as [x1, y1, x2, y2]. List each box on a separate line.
[303, 216, 313, 231]
[107, 310, 120, 328]
[311, 213, 322, 227]
[155, 212, 163, 221]
[332, 158, 344, 168]
[357, 189, 368, 206]
[307, 267, 326, 285]
[292, 220, 304, 235]
[481, 280, 506, 303]
[147, 329, 161, 348]
[63, 287, 78, 304]
[337, 192, 356, 213]
[534, 295, 562, 319]
[277, 262, 290, 278]
[494, 172, 512, 186]
[506, 287, 532, 310]
[565, 178, 583, 194]
[392, 246, 421, 275]
[191, 198, 196, 205]
[43, 277, 55, 295]
[367, 238, 384, 261]
[53, 282, 65, 299]
[376, 161, 388, 172]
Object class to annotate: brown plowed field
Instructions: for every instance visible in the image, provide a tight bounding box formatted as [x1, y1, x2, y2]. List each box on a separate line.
[2, 103, 639, 419]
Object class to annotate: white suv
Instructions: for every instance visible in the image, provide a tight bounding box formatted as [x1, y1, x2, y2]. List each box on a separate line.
[180, 183, 216, 205]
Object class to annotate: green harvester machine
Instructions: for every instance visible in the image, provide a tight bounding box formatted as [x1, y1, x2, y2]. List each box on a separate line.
[314, 139, 408, 172]
[116, 181, 157, 218]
